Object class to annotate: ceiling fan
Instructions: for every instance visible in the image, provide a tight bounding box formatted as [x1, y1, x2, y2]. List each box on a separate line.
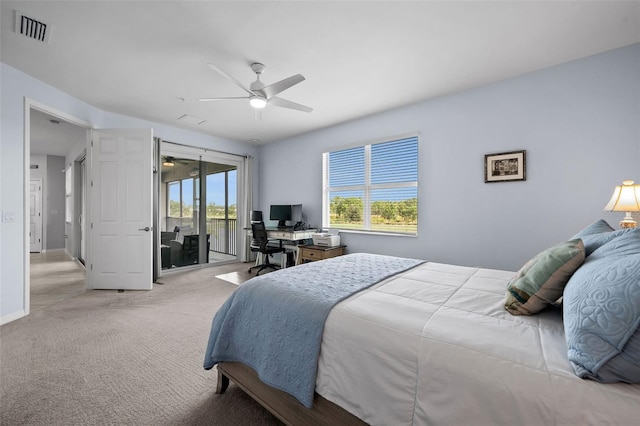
[198, 62, 313, 114]
[161, 156, 195, 167]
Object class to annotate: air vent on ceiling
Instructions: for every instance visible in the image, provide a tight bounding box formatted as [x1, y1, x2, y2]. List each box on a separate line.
[177, 114, 206, 125]
[14, 10, 51, 44]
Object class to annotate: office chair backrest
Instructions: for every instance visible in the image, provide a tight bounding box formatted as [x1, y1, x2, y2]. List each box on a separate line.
[250, 210, 263, 223]
[250, 211, 264, 248]
[251, 222, 269, 251]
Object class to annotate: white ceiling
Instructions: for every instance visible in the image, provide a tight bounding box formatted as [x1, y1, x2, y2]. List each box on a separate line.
[30, 108, 87, 156]
[2, 1, 639, 149]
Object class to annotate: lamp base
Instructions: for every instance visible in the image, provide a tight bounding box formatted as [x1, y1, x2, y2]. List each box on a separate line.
[620, 212, 637, 229]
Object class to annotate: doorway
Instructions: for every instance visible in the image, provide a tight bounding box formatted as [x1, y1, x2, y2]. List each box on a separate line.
[159, 142, 245, 274]
[25, 100, 91, 313]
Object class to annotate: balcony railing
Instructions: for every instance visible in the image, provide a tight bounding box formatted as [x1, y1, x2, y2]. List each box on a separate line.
[208, 218, 237, 256]
[165, 217, 237, 257]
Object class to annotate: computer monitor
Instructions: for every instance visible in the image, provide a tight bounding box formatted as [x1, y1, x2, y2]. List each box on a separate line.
[290, 204, 303, 223]
[270, 204, 292, 228]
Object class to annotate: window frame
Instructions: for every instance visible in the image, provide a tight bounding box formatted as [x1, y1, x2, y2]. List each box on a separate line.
[322, 133, 419, 236]
[166, 170, 238, 221]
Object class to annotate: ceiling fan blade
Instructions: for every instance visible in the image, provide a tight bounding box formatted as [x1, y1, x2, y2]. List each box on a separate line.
[198, 96, 249, 101]
[268, 96, 313, 113]
[261, 74, 305, 99]
[207, 63, 255, 96]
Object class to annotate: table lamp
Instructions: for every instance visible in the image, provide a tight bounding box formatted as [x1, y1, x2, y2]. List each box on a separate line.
[604, 180, 640, 228]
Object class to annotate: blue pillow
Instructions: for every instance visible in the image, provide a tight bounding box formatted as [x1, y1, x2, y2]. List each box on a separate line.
[579, 229, 631, 256]
[570, 219, 630, 256]
[563, 228, 640, 383]
[571, 219, 614, 238]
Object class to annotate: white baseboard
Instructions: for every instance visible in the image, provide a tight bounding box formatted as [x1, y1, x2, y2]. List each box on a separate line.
[0, 309, 26, 326]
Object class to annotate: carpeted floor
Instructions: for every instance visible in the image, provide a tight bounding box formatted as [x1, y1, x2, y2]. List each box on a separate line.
[0, 262, 282, 426]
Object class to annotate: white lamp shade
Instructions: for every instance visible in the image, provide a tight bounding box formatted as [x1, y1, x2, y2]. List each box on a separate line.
[604, 180, 640, 212]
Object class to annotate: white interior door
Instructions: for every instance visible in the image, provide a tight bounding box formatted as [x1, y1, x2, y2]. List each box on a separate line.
[88, 129, 153, 290]
[29, 179, 43, 253]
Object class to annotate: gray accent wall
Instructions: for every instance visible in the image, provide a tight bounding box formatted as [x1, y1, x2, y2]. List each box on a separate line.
[258, 43, 640, 271]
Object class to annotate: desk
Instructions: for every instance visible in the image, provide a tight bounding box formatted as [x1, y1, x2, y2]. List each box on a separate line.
[247, 227, 317, 267]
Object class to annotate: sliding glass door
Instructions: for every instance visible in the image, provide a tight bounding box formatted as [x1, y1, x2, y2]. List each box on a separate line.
[159, 145, 242, 272]
[206, 169, 237, 257]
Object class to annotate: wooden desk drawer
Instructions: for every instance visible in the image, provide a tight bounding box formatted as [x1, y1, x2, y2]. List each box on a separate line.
[303, 249, 321, 260]
[300, 245, 346, 262]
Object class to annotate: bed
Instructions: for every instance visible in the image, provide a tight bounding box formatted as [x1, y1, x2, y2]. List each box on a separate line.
[204, 223, 640, 425]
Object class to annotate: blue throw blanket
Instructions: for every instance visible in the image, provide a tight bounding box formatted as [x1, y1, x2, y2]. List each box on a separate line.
[203, 253, 424, 408]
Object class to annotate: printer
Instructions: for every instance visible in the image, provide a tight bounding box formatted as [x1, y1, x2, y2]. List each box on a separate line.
[311, 232, 341, 247]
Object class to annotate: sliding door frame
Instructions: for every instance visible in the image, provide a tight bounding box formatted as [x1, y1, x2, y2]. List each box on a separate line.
[157, 141, 246, 277]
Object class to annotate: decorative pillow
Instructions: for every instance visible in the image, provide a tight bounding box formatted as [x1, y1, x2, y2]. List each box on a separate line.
[571, 219, 615, 238]
[504, 239, 586, 316]
[578, 229, 631, 256]
[563, 228, 640, 383]
[570, 219, 625, 256]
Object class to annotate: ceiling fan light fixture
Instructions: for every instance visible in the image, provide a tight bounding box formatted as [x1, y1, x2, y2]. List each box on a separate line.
[249, 95, 267, 109]
[203, 63, 311, 113]
[162, 157, 175, 167]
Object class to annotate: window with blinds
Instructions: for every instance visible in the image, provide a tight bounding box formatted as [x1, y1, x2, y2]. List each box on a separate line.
[322, 135, 418, 235]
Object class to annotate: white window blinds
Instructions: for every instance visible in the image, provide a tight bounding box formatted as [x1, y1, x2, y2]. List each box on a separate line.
[322, 135, 418, 235]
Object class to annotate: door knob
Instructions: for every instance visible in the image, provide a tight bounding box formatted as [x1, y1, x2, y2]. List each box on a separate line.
[138, 227, 150, 232]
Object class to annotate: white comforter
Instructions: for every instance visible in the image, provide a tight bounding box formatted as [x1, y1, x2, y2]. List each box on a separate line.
[315, 262, 640, 425]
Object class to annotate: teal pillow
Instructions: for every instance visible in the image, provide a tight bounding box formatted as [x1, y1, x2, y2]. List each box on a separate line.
[505, 239, 586, 315]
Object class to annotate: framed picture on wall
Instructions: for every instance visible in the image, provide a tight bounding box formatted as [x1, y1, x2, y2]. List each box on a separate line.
[484, 150, 526, 183]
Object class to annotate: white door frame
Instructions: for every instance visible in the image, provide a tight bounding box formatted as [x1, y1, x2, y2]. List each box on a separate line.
[23, 98, 91, 316]
[159, 142, 245, 276]
[78, 158, 87, 264]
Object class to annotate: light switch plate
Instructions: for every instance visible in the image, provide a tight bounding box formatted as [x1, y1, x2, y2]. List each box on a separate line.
[2, 211, 15, 222]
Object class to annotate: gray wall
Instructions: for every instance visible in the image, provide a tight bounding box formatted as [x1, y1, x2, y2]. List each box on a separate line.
[46, 156, 66, 249]
[258, 43, 640, 271]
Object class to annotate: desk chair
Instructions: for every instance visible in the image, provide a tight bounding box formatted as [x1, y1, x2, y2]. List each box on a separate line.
[248, 211, 265, 274]
[250, 221, 285, 276]
[248, 211, 284, 273]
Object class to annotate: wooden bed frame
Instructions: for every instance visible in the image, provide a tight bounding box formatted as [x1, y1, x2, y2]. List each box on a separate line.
[216, 362, 367, 426]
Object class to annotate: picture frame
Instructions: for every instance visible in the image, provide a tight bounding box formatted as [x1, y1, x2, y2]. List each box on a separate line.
[484, 150, 526, 183]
